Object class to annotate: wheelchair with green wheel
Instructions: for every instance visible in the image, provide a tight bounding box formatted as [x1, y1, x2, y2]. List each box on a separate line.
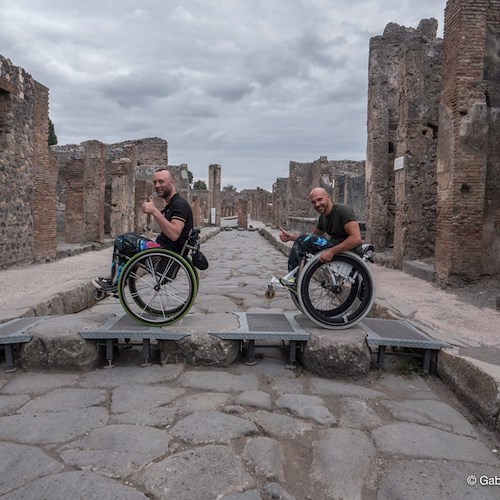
[93, 229, 207, 326]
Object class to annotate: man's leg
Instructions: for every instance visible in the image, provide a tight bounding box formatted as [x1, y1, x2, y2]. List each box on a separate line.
[288, 234, 333, 271]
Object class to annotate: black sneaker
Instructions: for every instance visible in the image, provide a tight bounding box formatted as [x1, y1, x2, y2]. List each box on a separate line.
[92, 277, 117, 293]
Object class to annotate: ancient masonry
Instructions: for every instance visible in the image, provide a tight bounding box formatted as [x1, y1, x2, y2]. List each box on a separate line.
[366, 0, 500, 281]
[434, 0, 500, 283]
[0, 0, 499, 286]
[0, 55, 56, 267]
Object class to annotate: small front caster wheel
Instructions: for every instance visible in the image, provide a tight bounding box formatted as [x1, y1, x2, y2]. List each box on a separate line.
[264, 285, 276, 300]
[93, 289, 107, 301]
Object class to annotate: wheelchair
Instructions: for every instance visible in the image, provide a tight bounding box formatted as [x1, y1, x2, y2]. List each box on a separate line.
[94, 229, 205, 327]
[266, 244, 376, 330]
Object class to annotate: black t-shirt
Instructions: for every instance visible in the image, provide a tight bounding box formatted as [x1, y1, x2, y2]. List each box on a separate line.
[155, 193, 194, 254]
[317, 203, 362, 252]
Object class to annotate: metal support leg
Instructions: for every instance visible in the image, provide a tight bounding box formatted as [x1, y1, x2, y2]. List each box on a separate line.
[141, 338, 151, 367]
[4, 345, 17, 373]
[423, 349, 431, 373]
[104, 339, 115, 368]
[377, 346, 386, 369]
[244, 340, 258, 366]
[286, 340, 297, 369]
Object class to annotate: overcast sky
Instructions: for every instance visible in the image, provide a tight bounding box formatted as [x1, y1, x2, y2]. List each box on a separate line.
[1, 0, 446, 190]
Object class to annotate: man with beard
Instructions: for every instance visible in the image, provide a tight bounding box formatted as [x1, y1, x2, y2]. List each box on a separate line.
[92, 168, 193, 293]
[278, 187, 362, 287]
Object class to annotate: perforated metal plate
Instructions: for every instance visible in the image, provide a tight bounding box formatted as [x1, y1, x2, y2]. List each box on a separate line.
[210, 312, 309, 341]
[360, 318, 448, 350]
[0, 317, 49, 344]
[79, 314, 191, 340]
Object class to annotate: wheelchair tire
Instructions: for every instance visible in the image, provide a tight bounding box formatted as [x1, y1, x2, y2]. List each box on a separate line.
[118, 249, 198, 326]
[297, 252, 375, 330]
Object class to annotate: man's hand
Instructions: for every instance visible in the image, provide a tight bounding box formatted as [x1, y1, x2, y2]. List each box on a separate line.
[279, 227, 293, 242]
[142, 196, 157, 215]
[319, 247, 335, 263]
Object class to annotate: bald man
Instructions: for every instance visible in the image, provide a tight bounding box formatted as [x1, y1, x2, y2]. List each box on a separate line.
[279, 188, 362, 283]
[93, 167, 193, 293]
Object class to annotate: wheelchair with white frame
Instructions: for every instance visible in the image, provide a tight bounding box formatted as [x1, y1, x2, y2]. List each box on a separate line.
[266, 244, 375, 329]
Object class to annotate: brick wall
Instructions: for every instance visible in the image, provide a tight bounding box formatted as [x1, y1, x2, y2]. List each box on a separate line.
[366, 20, 443, 259]
[0, 56, 56, 267]
[435, 0, 500, 282]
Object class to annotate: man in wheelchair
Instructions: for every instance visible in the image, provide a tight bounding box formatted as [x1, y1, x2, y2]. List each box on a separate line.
[92, 168, 194, 294]
[278, 187, 363, 289]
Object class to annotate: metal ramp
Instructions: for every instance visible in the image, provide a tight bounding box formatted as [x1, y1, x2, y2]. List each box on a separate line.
[360, 318, 449, 373]
[79, 314, 190, 367]
[0, 317, 49, 372]
[209, 312, 310, 366]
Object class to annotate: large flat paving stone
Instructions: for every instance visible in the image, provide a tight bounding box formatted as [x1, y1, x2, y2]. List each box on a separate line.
[0, 372, 81, 395]
[18, 388, 106, 413]
[379, 398, 479, 436]
[179, 370, 260, 392]
[1, 470, 148, 499]
[378, 460, 500, 500]
[110, 384, 184, 413]
[134, 444, 255, 500]
[0, 442, 64, 495]
[275, 393, 337, 425]
[371, 422, 498, 464]
[0, 407, 108, 445]
[59, 424, 171, 477]
[311, 428, 377, 499]
[79, 364, 184, 388]
[245, 410, 313, 438]
[170, 410, 258, 444]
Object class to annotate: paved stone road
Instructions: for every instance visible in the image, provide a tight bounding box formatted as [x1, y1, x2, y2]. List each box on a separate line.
[1, 230, 500, 499]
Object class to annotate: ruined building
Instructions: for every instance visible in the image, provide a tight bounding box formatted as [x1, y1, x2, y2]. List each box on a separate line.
[0, 55, 56, 268]
[366, 0, 500, 283]
[273, 157, 365, 234]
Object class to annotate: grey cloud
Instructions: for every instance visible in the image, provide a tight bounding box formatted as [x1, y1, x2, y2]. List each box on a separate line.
[96, 73, 181, 109]
[204, 80, 255, 102]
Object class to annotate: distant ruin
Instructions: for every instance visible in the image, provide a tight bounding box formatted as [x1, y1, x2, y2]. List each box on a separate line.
[1, 0, 498, 286]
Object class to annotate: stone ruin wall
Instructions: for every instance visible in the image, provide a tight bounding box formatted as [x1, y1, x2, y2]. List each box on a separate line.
[366, 20, 443, 267]
[367, 1, 500, 282]
[0, 55, 56, 268]
[435, 0, 500, 282]
[274, 157, 366, 234]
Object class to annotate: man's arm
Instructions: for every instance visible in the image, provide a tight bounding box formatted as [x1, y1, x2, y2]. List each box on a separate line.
[142, 199, 185, 241]
[279, 226, 324, 243]
[318, 220, 362, 263]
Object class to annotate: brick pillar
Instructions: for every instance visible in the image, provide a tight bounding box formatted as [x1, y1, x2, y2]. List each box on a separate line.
[191, 196, 203, 228]
[32, 82, 58, 261]
[135, 179, 153, 234]
[435, 0, 500, 283]
[238, 199, 248, 229]
[83, 140, 105, 242]
[208, 164, 221, 226]
[65, 159, 85, 243]
[110, 158, 135, 237]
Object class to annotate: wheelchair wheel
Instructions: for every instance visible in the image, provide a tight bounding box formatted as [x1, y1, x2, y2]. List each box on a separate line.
[297, 252, 375, 330]
[289, 289, 304, 313]
[118, 249, 198, 326]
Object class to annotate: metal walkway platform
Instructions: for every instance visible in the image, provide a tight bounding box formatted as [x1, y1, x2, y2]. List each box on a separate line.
[360, 318, 449, 373]
[0, 317, 49, 372]
[79, 314, 191, 367]
[209, 312, 310, 366]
